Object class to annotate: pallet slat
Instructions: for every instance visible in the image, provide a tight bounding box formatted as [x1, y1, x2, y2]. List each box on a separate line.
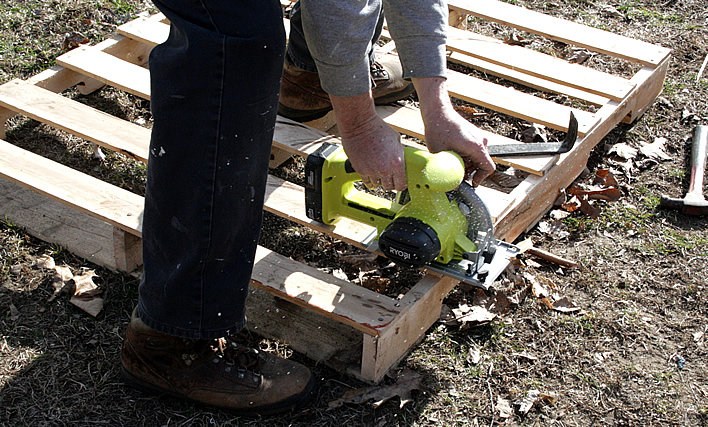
[0, 138, 144, 235]
[57, 46, 150, 99]
[449, 0, 671, 66]
[0, 79, 150, 162]
[445, 27, 635, 102]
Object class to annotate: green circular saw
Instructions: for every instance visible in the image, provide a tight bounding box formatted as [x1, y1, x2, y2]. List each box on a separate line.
[305, 143, 519, 289]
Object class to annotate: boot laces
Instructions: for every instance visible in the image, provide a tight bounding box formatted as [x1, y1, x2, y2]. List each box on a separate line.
[370, 62, 389, 81]
[181, 338, 263, 378]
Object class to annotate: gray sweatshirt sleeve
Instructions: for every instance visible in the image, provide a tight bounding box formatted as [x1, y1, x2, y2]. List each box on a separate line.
[300, 0, 448, 97]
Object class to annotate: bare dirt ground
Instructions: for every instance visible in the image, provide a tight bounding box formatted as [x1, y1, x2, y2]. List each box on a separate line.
[1, 0, 707, 426]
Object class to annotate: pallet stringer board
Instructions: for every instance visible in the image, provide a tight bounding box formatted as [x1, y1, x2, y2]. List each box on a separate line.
[362, 274, 459, 382]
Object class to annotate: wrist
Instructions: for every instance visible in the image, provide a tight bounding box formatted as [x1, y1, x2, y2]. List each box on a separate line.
[412, 76, 456, 127]
[330, 92, 379, 138]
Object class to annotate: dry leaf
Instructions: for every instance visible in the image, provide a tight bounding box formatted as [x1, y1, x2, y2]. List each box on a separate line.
[514, 389, 540, 414]
[594, 169, 619, 188]
[452, 303, 497, 325]
[36, 254, 55, 270]
[608, 143, 638, 160]
[540, 297, 555, 310]
[73, 270, 100, 297]
[600, 5, 624, 18]
[537, 220, 570, 239]
[360, 275, 390, 293]
[468, 346, 482, 365]
[10, 265, 22, 275]
[639, 137, 672, 161]
[497, 397, 514, 418]
[503, 33, 532, 46]
[473, 289, 512, 315]
[9, 303, 20, 321]
[539, 392, 558, 405]
[328, 369, 422, 409]
[567, 48, 593, 64]
[48, 265, 74, 302]
[69, 270, 103, 317]
[331, 268, 348, 281]
[578, 195, 601, 218]
[549, 209, 571, 220]
[62, 32, 89, 50]
[70, 296, 104, 317]
[562, 195, 582, 212]
[454, 105, 487, 120]
[552, 297, 581, 313]
[569, 186, 622, 202]
[521, 123, 548, 143]
[525, 273, 550, 298]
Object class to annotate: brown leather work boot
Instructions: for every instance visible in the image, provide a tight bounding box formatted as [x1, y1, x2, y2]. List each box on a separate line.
[121, 310, 316, 415]
[278, 53, 415, 122]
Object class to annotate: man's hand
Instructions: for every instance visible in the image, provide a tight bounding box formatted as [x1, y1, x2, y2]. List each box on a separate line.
[330, 92, 407, 191]
[413, 77, 496, 187]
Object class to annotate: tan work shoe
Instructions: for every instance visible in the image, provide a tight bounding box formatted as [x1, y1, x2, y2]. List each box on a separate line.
[121, 310, 316, 415]
[278, 53, 415, 122]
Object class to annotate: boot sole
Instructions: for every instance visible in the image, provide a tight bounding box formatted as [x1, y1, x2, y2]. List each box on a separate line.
[278, 85, 416, 123]
[121, 364, 317, 417]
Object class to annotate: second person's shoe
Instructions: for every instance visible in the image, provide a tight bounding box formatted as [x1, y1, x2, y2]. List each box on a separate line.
[278, 53, 415, 122]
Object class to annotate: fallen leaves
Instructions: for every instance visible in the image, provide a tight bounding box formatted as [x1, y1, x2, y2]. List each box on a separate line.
[36, 254, 104, 317]
[62, 32, 89, 51]
[328, 368, 423, 409]
[638, 137, 672, 161]
[605, 136, 674, 179]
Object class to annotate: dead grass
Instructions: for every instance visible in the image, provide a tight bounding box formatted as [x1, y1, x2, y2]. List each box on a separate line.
[2, 0, 708, 426]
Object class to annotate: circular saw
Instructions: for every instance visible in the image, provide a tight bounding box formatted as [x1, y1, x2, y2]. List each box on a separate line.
[305, 143, 519, 289]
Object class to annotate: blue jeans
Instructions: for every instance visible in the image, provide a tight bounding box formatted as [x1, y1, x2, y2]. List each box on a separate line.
[138, 0, 286, 339]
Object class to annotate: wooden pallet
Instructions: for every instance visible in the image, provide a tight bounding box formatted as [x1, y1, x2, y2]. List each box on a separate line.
[0, 1, 670, 383]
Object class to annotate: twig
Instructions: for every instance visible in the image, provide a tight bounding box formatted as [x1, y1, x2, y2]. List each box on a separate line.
[487, 362, 495, 427]
[516, 237, 579, 268]
[697, 53, 708, 83]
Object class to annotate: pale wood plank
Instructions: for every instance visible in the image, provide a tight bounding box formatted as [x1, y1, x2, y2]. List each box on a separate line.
[445, 26, 635, 102]
[0, 79, 150, 162]
[449, 0, 671, 67]
[56, 47, 151, 99]
[250, 245, 402, 336]
[361, 275, 459, 382]
[446, 69, 600, 136]
[0, 138, 144, 235]
[115, 13, 168, 47]
[0, 179, 131, 271]
[447, 50, 608, 107]
[245, 285, 366, 378]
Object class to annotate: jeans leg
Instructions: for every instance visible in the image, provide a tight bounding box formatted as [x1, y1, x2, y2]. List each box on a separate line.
[138, 0, 286, 339]
[286, 0, 384, 72]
